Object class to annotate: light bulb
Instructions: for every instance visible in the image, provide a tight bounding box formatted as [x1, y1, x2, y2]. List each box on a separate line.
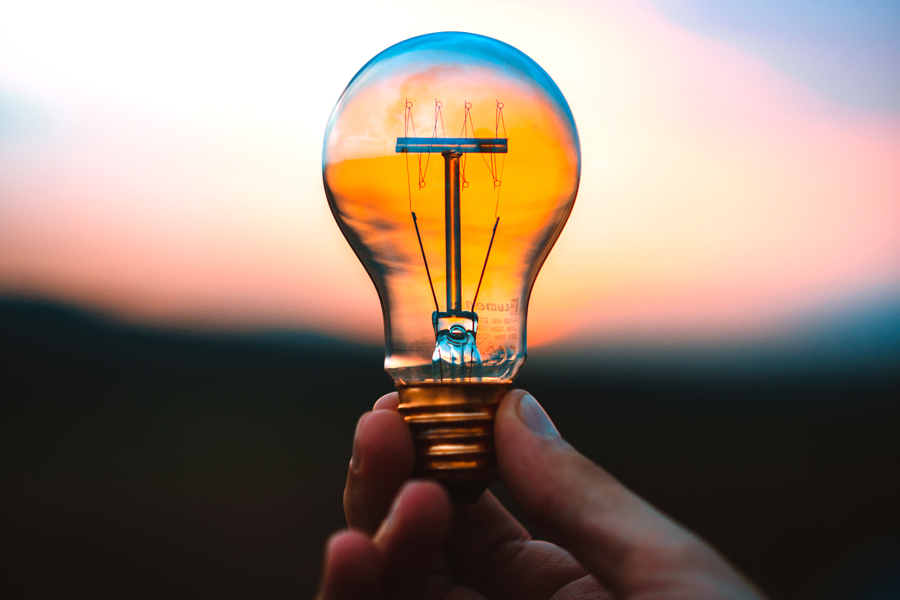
[323, 32, 580, 502]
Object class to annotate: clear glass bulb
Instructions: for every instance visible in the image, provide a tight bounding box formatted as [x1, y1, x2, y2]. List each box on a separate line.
[323, 32, 580, 501]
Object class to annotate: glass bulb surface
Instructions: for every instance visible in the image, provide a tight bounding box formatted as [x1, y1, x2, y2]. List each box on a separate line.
[323, 32, 580, 502]
[324, 32, 580, 385]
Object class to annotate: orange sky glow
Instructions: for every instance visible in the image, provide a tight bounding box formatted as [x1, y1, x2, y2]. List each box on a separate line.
[0, 0, 898, 349]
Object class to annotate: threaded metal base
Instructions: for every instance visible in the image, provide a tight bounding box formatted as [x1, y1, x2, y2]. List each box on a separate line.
[397, 382, 510, 504]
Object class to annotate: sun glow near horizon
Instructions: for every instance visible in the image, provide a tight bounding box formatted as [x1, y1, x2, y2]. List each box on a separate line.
[0, 0, 898, 348]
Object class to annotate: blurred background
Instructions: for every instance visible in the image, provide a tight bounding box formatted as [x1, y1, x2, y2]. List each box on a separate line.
[1, 1, 898, 598]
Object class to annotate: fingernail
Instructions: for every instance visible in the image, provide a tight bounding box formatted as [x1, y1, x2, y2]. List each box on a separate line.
[351, 412, 370, 470]
[517, 394, 559, 437]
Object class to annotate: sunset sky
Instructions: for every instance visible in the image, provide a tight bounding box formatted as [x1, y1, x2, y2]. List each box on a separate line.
[1, 0, 898, 353]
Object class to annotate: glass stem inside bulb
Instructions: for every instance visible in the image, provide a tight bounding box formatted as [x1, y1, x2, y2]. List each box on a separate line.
[444, 150, 463, 313]
[436, 150, 480, 380]
[394, 135, 508, 382]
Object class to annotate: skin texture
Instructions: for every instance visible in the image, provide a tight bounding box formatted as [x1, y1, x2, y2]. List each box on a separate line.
[316, 390, 767, 600]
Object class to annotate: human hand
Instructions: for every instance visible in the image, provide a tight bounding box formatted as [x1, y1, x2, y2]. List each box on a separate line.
[316, 389, 766, 600]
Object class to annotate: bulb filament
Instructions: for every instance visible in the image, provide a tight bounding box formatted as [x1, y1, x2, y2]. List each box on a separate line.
[396, 100, 508, 382]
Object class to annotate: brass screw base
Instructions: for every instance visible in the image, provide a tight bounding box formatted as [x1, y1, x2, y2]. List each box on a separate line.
[397, 382, 510, 504]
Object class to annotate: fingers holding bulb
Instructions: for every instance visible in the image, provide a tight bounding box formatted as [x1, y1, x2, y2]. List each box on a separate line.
[344, 402, 415, 533]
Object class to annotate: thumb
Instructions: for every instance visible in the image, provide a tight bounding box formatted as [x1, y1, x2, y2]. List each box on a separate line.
[494, 390, 758, 599]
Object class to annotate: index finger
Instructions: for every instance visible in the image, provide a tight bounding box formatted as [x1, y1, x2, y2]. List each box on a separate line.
[343, 393, 415, 532]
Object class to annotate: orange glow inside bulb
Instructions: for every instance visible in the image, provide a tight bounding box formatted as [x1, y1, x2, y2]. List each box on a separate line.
[323, 33, 580, 384]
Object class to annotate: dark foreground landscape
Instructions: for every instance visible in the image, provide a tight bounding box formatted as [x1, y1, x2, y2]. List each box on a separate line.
[1, 297, 898, 599]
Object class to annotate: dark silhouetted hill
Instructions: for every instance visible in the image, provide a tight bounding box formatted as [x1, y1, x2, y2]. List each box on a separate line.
[1, 296, 898, 599]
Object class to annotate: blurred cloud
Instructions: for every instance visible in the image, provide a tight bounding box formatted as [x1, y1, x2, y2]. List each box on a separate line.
[0, 0, 898, 350]
[647, 0, 900, 112]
